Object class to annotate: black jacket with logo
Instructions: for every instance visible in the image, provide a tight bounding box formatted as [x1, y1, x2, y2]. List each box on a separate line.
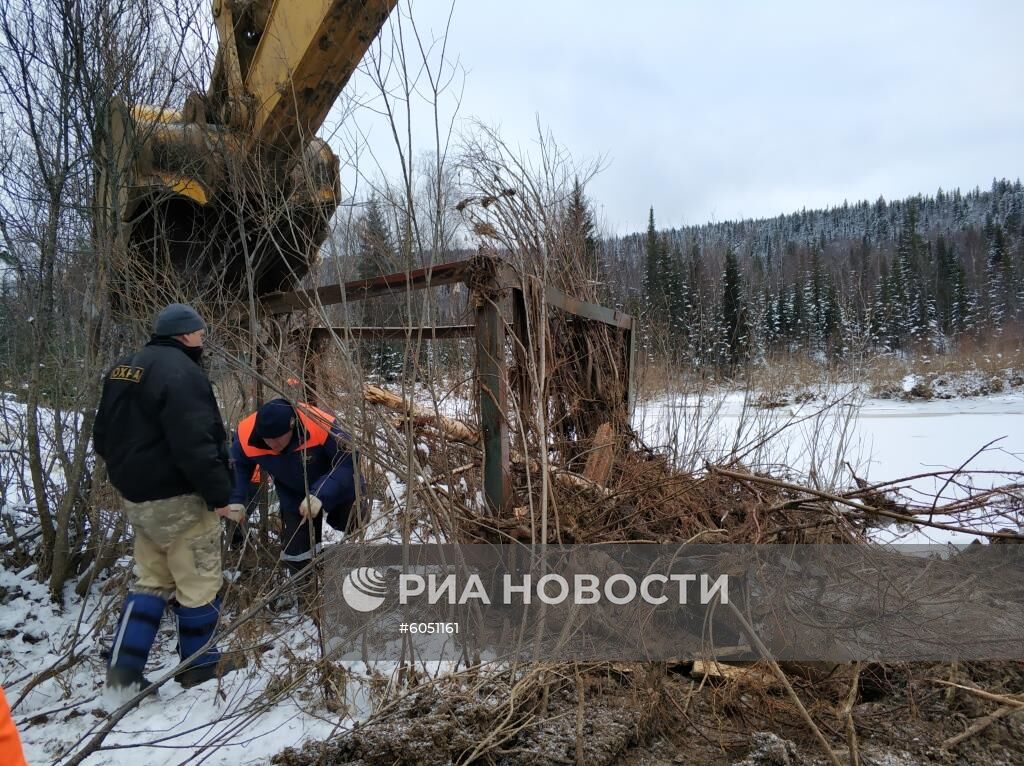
[93, 337, 232, 507]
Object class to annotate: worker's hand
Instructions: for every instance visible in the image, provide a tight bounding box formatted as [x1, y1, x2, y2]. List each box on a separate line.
[216, 504, 247, 524]
[299, 495, 323, 520]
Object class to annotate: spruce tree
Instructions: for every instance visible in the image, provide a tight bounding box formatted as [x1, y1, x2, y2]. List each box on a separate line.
[667, 240, 693, 337]
[870, 263, 893, 350]
[775, 288, 789, 344]
[763, 287, 777, 348]
[985, 219, 1009, 330]
[686, 240, 703, 320]
[644, 208, 662, 309]
[934, 236, 969, 337]
[721, 248, 749, 365]
[790, 280, 805, 345]
[891, 203, 929, 346]
[564, 178, 600, 281]
[358, 197, 402, 379]
[823, 279, 842, 354]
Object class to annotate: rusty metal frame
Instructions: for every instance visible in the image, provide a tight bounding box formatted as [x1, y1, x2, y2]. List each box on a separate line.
[266, 256, 635, 515]
[543, 285, 634, 329]
[261, 258, 472, 315]
[541, 285, 637, 417]
[309, 325, 476, 340]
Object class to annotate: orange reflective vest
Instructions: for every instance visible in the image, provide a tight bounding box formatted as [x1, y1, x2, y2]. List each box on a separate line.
[0, 686, 28, 766]
[237, 403, 335, 458]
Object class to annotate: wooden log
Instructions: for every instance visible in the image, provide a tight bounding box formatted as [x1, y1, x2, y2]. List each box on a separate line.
[943, 706, 1020, 750]
[690, 660, 777, 686]
[363, 384, 480, 445]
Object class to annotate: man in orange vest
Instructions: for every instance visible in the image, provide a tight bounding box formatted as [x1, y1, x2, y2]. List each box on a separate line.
[227, 399, 365, 577]
[1, 685, 29, 765]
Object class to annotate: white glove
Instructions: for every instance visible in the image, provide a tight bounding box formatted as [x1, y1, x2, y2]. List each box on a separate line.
[216, 503, 246, 524]
[299, 495, 323, 519]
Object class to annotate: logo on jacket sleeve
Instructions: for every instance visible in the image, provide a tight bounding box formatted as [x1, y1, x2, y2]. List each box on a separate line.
[109, 365, 144, 383]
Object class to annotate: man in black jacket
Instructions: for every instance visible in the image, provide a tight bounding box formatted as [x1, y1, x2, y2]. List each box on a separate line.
[94, 303, 242, 695]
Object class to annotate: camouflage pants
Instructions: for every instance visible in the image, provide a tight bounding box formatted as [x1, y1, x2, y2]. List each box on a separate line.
[122, 494, 222, 607]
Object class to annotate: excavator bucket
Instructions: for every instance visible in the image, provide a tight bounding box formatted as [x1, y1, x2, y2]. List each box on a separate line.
[101, 98, 338, 300]
[98, 0, 396, 306]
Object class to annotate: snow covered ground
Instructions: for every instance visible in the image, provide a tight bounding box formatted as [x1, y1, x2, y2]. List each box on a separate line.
[2, 566, 370, 766]
[4, 385, 1024, 764]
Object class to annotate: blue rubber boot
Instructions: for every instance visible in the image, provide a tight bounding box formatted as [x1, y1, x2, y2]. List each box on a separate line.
[173, 596, 244, 688]
[106, 592, 166, 695]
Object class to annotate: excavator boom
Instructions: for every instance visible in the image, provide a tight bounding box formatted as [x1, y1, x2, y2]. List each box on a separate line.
[208, 0, 395, 151]
[241, 0, 390, 151]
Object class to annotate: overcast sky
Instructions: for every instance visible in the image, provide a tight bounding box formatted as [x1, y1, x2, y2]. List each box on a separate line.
[340, 1, 1024, 235]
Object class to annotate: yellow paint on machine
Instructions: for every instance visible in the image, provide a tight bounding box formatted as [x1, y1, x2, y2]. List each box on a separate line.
[152, 173, 209, 206]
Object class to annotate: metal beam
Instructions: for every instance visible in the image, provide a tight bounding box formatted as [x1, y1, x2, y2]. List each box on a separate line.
[309, 325, 476, 340]
[625, 324, 637, 419]
[543, 286, 634, 329]
[261, 258, 473, 315]
[475, 299, 511, 514]
[302, 327, 328, 407]
[510, 287, 532, 410]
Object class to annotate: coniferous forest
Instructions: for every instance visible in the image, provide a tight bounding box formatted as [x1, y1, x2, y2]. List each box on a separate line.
[598, 179, 1024, 364]
[336, 178, 1024, 374]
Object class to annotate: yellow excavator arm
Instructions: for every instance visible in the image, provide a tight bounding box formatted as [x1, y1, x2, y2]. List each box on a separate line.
[103, 0, 396, 298]
[208, 0, 392, 153]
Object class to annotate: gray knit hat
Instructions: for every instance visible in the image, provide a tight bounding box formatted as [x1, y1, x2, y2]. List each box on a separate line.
[153, 303, 205, 336]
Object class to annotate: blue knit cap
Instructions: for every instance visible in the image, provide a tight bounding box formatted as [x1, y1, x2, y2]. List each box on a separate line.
[153, 303, 205, 336]
[253, 398, 296, 439]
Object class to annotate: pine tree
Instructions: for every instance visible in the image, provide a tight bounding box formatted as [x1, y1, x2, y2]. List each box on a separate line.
[665, 241, 689, 339]
[985, 218, 1009, 330]
[686, 240, 703, 321]
[643, 208, 690, 343]
[775, 288, 789, 343]
[643, 208, 665, 313]
[763, 287, 777, 348]
[598, 179, 1024, 353]
[890, 203, 929, 346]
[1005, 187, 1023, 235]
[790, 280, 806, 345]
[959, 281, 979, 334]
[808, 249, 827, 350]
[358, 197, 402, 379]
[563, 178, 600, 282]
[822, 279, 842, 354]
[721, 248, 749, 365]
[934, 235, 969, 337]
[870, 262, 893, 350]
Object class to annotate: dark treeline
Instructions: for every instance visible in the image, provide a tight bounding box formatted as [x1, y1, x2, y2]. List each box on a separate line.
[601, 178, 1024, 364]
[329, 178, 1024, 376]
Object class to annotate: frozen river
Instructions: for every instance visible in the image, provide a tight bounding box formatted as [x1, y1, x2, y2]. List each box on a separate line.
[634, 388, 1024, 543]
